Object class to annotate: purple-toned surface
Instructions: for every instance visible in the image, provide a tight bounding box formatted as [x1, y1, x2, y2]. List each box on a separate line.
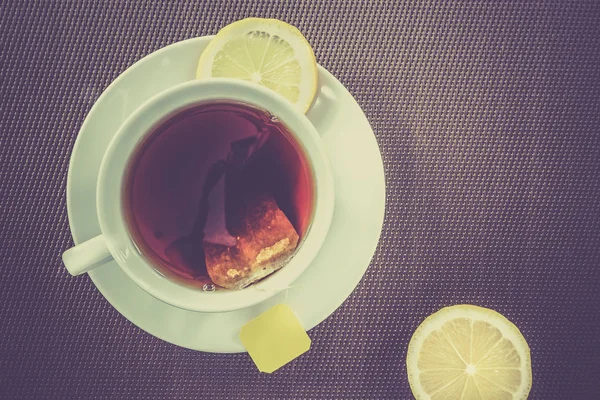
[1, 1, 599, 399]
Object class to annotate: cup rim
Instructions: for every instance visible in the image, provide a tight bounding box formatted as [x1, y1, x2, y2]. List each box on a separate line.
[96, 78, 334, 313]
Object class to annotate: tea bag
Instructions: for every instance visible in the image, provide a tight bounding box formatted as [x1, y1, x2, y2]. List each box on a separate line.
[203, 132, 300, 290]
[204, 192, 299, 290]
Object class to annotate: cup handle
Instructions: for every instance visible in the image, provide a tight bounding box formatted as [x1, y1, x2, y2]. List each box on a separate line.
[62, 235, 113, 276]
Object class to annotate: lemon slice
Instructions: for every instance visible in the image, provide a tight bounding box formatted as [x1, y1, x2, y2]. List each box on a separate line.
[406, 305, 532, 400]
[197, 18, 318, 113]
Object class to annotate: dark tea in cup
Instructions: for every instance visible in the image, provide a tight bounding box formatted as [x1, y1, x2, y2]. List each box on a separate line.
[124, 101, 314, 289]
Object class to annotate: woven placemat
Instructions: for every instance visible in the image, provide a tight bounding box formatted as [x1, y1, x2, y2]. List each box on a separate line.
[1, 1, 599, 398]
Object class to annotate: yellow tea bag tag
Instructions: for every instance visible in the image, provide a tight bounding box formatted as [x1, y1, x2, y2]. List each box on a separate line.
[239, 304, 311, 373]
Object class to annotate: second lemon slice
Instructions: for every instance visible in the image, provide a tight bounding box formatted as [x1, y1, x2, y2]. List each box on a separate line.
[406, 305, 532, 400]
[197, 18, 318, 113]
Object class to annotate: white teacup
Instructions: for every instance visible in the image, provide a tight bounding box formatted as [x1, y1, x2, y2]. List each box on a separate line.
[63, 79, 334, 313]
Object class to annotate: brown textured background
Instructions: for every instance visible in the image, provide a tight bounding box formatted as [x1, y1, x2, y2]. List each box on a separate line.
[1, 0, 600, 399]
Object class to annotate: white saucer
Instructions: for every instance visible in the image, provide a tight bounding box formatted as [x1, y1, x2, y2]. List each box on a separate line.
[66, 36, 385, 353]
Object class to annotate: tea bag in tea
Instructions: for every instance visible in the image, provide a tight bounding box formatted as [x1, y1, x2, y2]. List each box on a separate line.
[204, 192, 299, 290]
[202, 134, 300, 290]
